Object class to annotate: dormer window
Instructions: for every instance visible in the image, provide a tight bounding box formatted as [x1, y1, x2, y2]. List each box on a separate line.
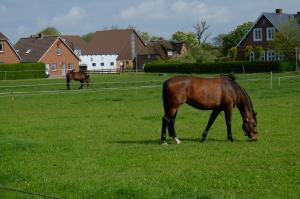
[267, 27, 275, 40]
[26, 49, 32, 54]
[0, 42, 3, 52]
[56, 48, 61, 55]
[253, 28, 262, 41]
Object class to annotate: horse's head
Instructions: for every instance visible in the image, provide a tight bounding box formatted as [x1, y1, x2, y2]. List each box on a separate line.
[242, 112, 258, 141]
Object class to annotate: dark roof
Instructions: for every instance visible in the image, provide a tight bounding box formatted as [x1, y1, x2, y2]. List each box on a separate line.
[263, 12, 300, 30]
[14, 35, 80, 62]
[14, 36, 58, 62]
[86, 29, 145, 60]
[0, 32, 8, 40]
[140, 40, 186, 59]
[61, 35, 89, 53]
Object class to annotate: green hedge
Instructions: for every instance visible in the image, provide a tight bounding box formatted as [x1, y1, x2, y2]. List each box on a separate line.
[144, 61, 295, 73]
[0, 62, 47, 80]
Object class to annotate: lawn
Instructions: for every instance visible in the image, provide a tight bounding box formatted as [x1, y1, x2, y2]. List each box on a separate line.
[0, 72, 299, 199]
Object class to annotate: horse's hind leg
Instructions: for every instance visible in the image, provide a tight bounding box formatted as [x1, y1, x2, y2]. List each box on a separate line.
[167, 109, 181, 144]
[201, 109, 221, 142]
[161, 116, 168, 145]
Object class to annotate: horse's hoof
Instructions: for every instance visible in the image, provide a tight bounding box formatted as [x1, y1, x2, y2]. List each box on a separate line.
[161, 141, 168, 145]
[200, 138, 205, 143]
[174, 137, 181, 144]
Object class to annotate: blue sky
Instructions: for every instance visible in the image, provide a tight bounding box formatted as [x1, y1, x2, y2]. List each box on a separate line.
[1, 0, 299, 44]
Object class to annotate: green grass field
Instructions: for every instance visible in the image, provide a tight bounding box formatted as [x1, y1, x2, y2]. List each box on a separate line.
[0, 72, 299, 199]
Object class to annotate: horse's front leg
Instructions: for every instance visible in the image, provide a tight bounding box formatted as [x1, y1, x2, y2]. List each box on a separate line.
[224, 106, 233, 142]
[201, 109, 221, 142]
[79, 80, 84, 89]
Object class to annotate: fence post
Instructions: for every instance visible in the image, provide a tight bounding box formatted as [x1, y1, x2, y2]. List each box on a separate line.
[11, 91, 15, 111]
[4, 71, 6, 80]
[278, 77, 281, 87]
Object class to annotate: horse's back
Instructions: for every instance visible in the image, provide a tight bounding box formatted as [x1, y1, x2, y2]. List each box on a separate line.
[164, 76, 234, 110]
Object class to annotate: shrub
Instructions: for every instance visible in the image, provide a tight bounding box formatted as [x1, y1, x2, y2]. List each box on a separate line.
[0, 62, 47, 80]
[144, 60, 295, 74]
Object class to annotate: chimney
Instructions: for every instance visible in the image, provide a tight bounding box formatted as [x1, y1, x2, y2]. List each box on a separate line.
[276, 8, 283, 15]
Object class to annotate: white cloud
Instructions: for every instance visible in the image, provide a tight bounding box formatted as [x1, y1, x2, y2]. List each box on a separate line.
[120, 0, 166, 20]
[51, 6, 87, 26]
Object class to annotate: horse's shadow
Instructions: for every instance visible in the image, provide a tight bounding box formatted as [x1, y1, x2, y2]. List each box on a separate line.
[109, 137, 245, 145]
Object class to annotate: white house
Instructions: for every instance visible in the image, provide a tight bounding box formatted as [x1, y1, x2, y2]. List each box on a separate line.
[79, 54, 118, 71]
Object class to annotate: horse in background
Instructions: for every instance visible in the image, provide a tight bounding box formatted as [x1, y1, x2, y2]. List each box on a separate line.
[66, 70, 90, 90]
[161, 75, 258, 144]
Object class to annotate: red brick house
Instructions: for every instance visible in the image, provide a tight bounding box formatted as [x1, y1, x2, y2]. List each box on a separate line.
[237, 9, 300, 61]
[0, 32, 22, 64]
[14, 34, 80, 78]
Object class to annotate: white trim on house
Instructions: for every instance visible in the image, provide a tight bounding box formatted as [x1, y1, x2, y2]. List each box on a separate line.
[253, 28, 262, 42]
[0, 41, 3, 52]
[80, 54, 119, 71]
[266, 27, 275, 40]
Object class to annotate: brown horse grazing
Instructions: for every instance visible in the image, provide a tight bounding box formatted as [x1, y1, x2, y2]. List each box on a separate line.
[66, 70, 90, 90]
[161, 75, 258, 144]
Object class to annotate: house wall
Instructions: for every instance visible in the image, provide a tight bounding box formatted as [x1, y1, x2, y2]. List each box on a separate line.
[40, 39, 79, 78]
[80, 54, 118, 71]
[0, 40, 20, 64]
[237, 15, 275, 60]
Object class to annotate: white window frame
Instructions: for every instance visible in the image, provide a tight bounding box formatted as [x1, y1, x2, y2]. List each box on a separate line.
[249, 51, 255, 61]
[51, 63, 57, 71]
[56, 48, 61, 55]
[267, 27, 275, 41]
[0, 42, 3, 52]
[267, 50, 276, 61]
[253, 28, 262, 42]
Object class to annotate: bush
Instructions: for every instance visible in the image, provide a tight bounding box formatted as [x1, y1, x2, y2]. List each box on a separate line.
[0, 62, 47, 80]
[144, 60, 295, 73]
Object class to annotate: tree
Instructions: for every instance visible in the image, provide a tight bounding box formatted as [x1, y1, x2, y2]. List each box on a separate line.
[171, 31, 198, 48]
[193, 20, 211, 45]
[255, 46, 264, 60]
[37, 27, 61, 36]
[81, 32, 95, 42]
[269, 19, 300, 60]
[228, 47, 237, 61]
[189, 45, 216, 63]
[244, 45, 254, 60]
[215, 22, 253, 56]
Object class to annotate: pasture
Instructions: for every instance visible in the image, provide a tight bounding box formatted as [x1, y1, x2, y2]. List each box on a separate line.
[0, 72, 299, 199]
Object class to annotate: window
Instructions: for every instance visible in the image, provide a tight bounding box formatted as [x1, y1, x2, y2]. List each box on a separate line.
[92, 63, 96, 67]
[110, 62, 114, 66]
[51, 63, 57, 71]
[0, 42, 3, 52]
[267, 27, 275, 41]
[267, 50, 276, 61]
[26, 49, 32, 54]
[167, 50, 173, 56]
[253, 28, 262, 41]
[100, 62, 104, 66]
[249, 52, 255, 61]
[90, 57, 93, 61]
[68, 64, 74, 71]
[56, 48, 61, 55]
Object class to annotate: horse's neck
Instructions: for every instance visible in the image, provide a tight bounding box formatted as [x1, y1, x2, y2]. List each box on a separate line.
[237, 88, 253, 119]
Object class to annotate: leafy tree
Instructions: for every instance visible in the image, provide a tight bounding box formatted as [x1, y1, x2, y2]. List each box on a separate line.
[215, 22, 253, 56]
[255, 46, 264, 60]
[81, 32, 95, 42]
[189, 45, 216, 63]
[228, 47, 237, 61]
[171, 31, 198, 48]
[269, 18, 300, 60]
[38, 27, 61, 36]
[244, 45, 254, 60]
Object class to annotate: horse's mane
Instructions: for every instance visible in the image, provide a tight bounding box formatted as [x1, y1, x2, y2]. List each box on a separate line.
[224, 75, 256, 117]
